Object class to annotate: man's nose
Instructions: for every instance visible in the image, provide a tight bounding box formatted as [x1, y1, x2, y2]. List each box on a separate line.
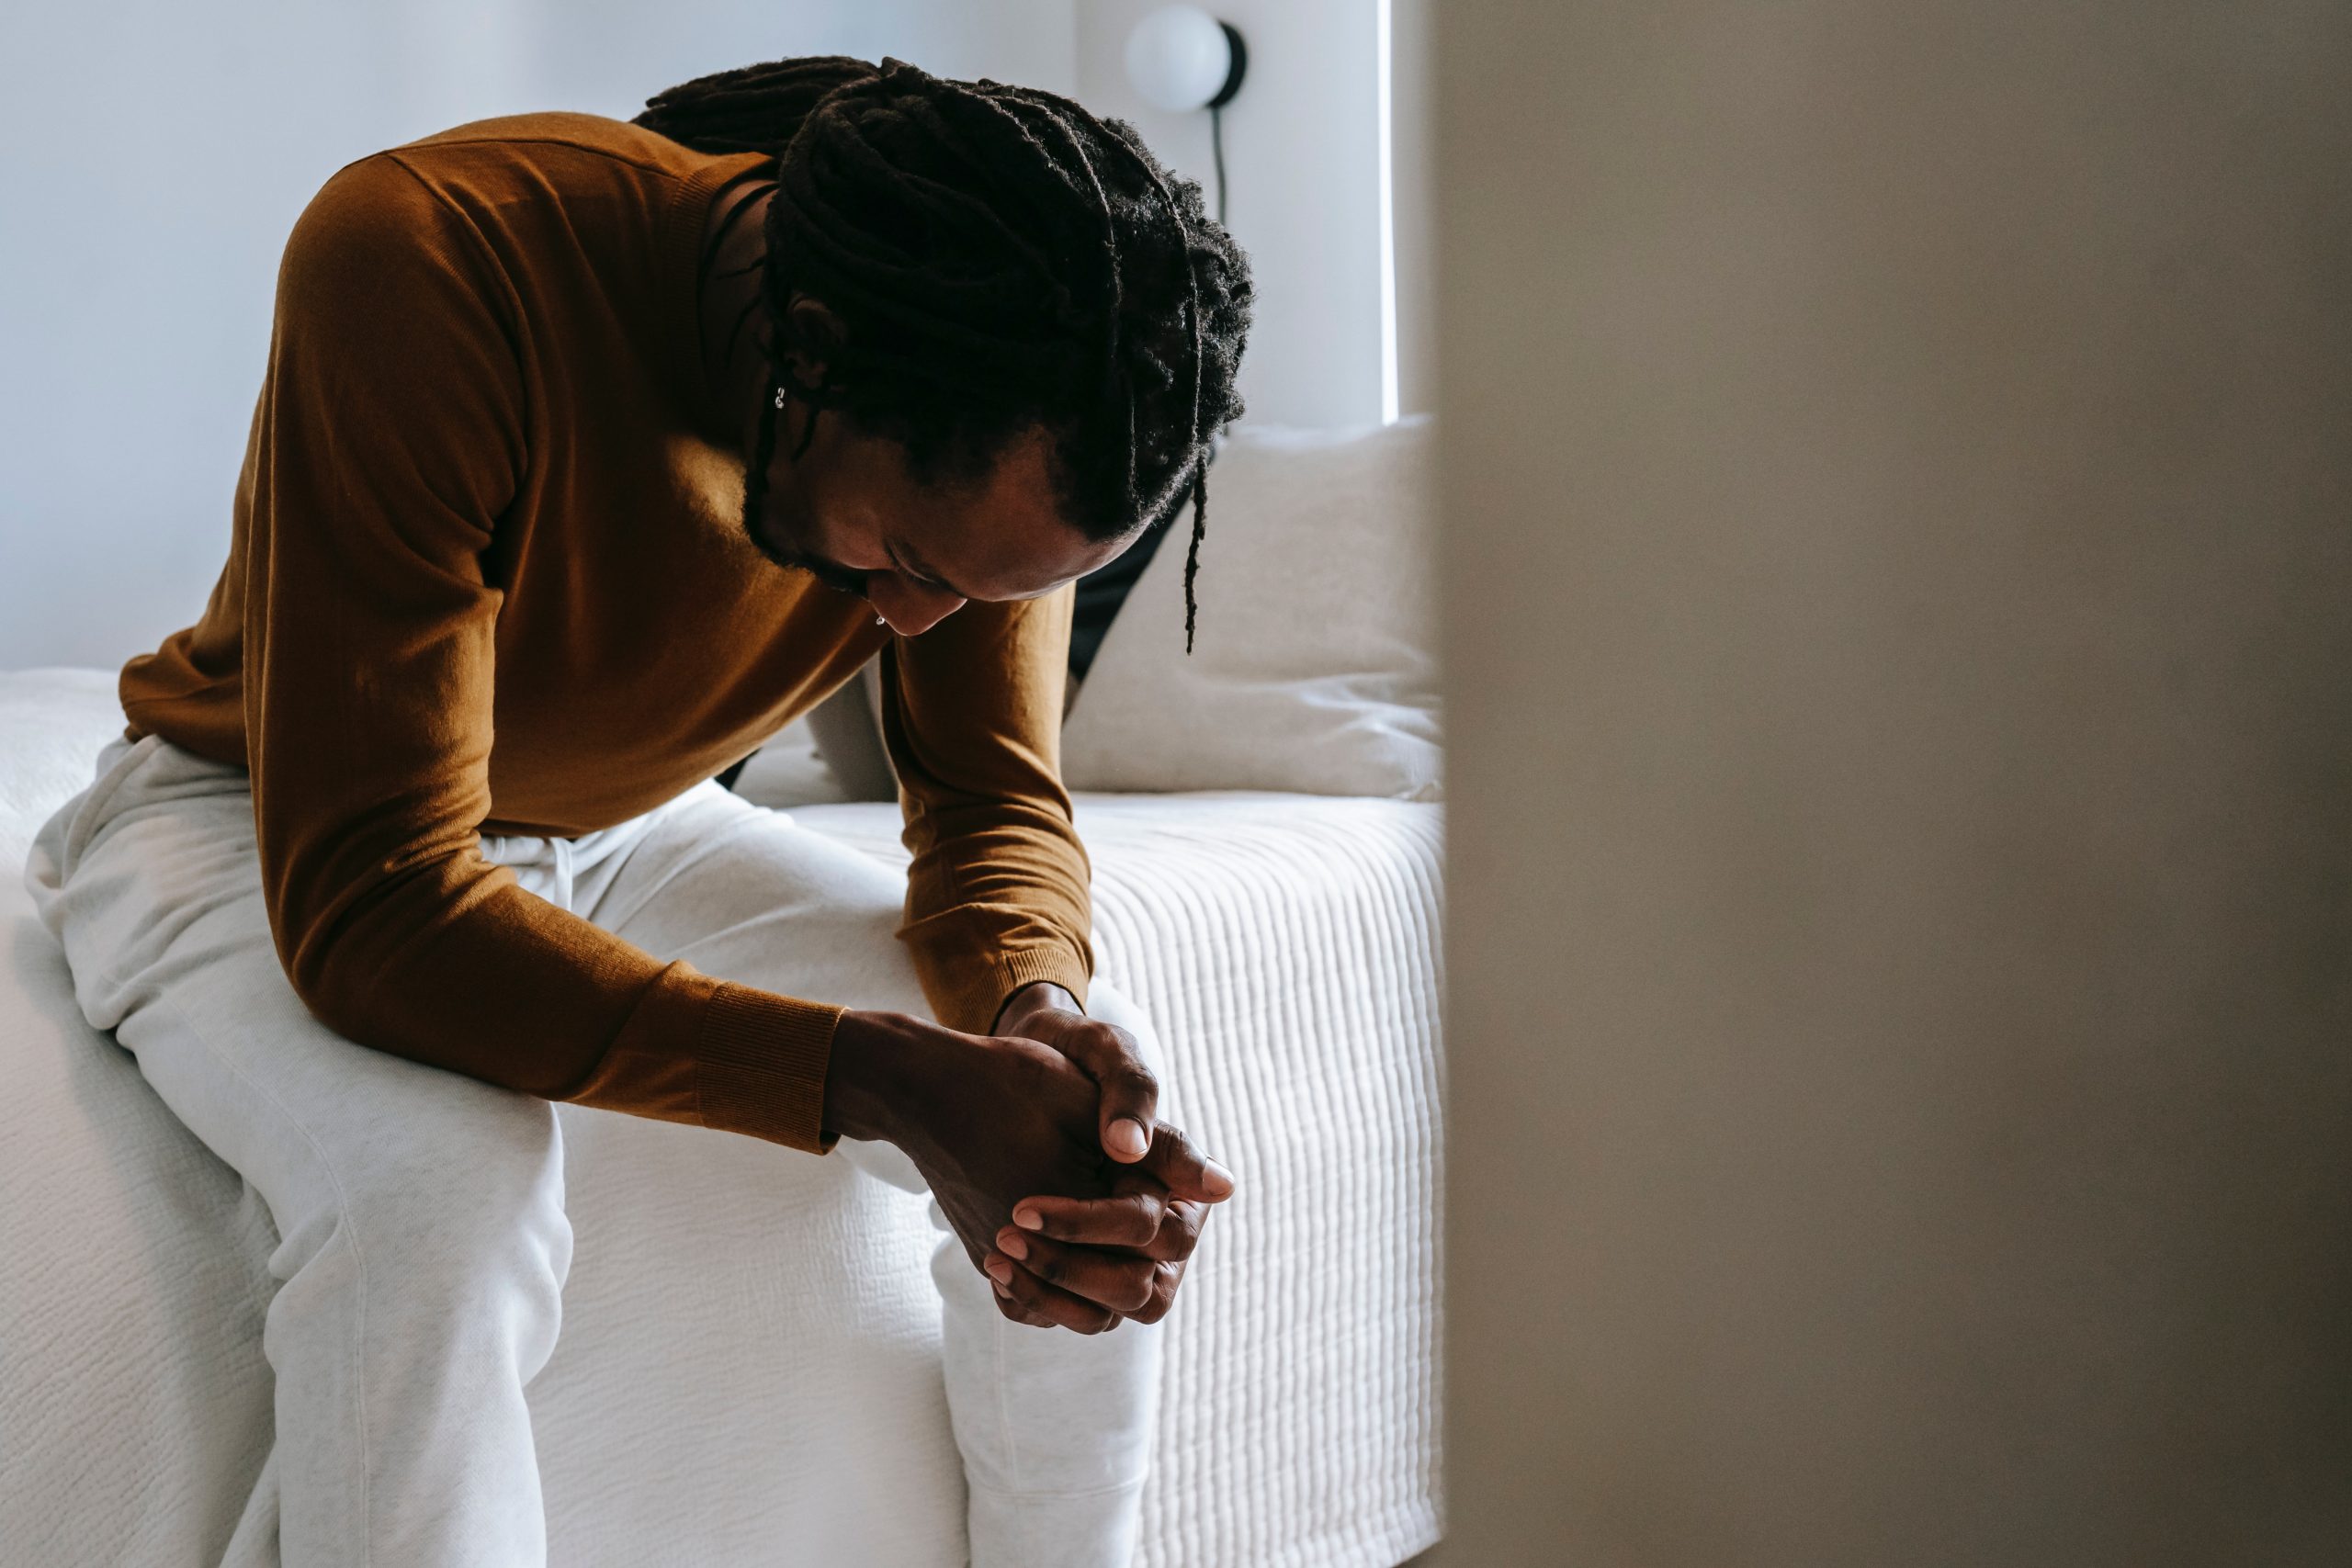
[867, 572, 967, 637]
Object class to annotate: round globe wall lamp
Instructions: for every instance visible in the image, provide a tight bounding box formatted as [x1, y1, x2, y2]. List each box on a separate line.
[1125, 5, 1248, 221]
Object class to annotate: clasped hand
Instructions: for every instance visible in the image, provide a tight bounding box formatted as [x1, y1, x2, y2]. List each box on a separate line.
[826, 984, 1234, 1335]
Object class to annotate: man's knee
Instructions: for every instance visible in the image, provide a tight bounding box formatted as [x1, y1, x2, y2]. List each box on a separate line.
[309, 1090, 571, 1318]
[654, 852, 921, 1018]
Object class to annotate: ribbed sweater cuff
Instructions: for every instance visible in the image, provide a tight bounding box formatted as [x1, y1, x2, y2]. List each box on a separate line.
[964, 948, 1095, 1036]
[697, 983, 845, 1155]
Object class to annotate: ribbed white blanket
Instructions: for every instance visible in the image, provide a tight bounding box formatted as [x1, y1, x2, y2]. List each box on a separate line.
[796, 795, 1446, 1568]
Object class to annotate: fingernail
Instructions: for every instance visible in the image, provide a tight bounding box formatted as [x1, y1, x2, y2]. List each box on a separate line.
[1108, 1118, 1149, 1160]
[1201, 1158, 1236, 1198]
[1012, 1205, 1044, 1231]
[992, 1278, 1011, 1298]
[999, 1231, 1028, 1261]
[985, 1255, 1012, 1284]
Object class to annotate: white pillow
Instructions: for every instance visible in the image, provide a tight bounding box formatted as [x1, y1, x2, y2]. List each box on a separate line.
[1060, 416, 1441, 799]
[0, 667, 128, 886]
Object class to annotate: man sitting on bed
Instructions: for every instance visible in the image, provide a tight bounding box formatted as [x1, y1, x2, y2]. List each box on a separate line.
[26, 55, 1250, 1568]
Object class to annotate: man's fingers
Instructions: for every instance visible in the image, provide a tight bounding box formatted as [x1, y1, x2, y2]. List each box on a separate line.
[989, 1283, 1056, 1329]
[1011, 1185, 1167, 1247]
[1149, 1198, 1207, 1264]
[1046, 1020, 1160, 1164]
[985, 1251, 1120, 1333]
[1125, 1259, 1185, 1325]
[1135, 1121, 1237, 1204]
[1006, 1190, 1208, 1265]
[995, 1228, 1158, 1314]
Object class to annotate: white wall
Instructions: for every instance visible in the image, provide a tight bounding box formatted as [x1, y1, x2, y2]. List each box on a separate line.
[1074, 0, 1388, 431]
[0, 0, 1404, 670]
[0, 0, 1074, 671]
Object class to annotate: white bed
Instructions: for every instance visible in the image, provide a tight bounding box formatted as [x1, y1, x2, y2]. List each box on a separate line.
[0, 667, 1442, 1567]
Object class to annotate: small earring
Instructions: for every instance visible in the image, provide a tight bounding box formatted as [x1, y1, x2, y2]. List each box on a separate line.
[773, 388, 787, 410]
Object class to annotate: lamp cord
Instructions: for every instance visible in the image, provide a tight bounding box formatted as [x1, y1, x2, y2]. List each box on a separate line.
[1210, 102, 1227, 224]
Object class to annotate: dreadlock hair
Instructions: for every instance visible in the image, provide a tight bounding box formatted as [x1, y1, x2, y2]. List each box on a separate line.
[636, 55, 1253, 652]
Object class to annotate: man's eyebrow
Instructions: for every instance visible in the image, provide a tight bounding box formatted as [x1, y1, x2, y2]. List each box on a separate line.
[775, 544, 871, 599]
[807, 558, 872, 597]
[890, 540, 974, 601]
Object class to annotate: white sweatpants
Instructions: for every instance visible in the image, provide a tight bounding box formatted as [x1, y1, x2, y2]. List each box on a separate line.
[25, 733, 1162, 1568]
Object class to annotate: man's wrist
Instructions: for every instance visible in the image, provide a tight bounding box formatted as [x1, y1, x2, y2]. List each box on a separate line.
[993, 979, 1080, 1035]
[823, 1009, 933, 1147]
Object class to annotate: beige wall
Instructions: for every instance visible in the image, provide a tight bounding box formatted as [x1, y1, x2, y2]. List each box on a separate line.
[1435, 4, 2352, 1564]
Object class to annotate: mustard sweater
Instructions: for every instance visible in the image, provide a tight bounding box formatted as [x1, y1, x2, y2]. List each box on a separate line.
[119, 114, 1094, 1155]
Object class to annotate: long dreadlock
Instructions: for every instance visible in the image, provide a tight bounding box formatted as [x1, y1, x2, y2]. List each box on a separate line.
[636, 56, 1252, 652]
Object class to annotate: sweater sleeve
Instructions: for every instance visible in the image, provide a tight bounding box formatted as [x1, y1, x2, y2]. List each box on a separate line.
[233, 152, 842, 1153]
[878, 585, 1096, 1034]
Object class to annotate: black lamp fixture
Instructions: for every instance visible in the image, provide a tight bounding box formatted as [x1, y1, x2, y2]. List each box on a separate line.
[1125, 5, 1248, 222]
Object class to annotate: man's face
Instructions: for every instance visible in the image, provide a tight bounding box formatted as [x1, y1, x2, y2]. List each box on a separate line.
[749, 415, 1130, 637]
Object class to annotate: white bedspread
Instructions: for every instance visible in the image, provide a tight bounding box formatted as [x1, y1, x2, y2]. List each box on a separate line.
[0, 669, 1442, 1567]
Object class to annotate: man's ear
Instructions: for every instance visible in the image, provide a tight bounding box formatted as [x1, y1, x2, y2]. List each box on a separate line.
[778, 295, 849, 388]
